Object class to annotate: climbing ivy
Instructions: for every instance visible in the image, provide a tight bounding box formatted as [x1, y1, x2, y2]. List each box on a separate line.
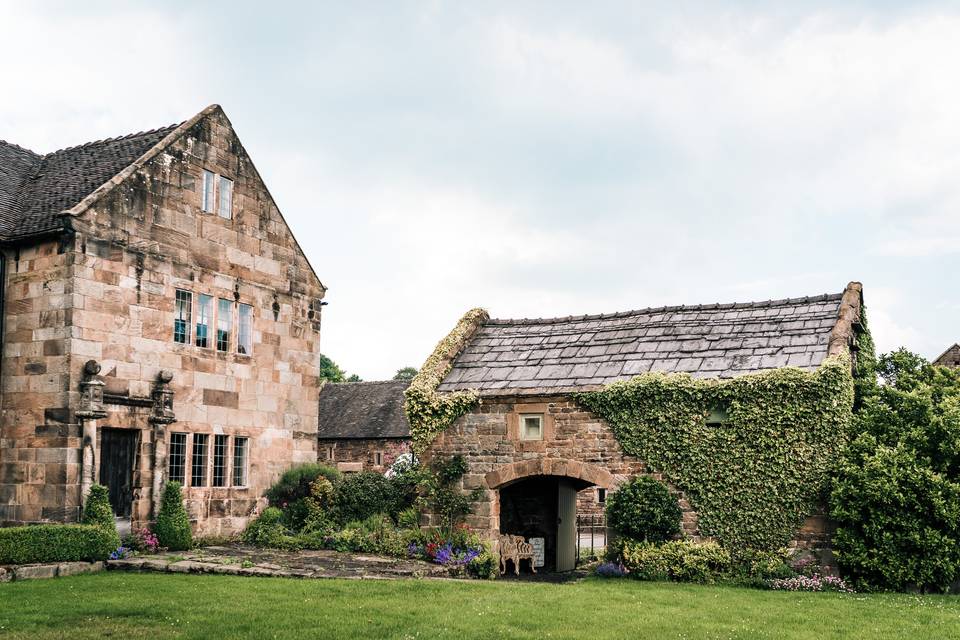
[576, 356, 855, 550]
[405, 308, 487, 454]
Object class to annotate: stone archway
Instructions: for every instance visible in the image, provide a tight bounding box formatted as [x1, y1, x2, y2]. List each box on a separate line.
[485, 458, 616, 491]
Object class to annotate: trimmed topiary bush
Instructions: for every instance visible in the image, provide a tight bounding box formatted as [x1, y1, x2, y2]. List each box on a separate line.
[154, 481, 192, 551]
[81, 484, 116, 533]
[0, 525, 118, 564]
[606, 476, 681, 542]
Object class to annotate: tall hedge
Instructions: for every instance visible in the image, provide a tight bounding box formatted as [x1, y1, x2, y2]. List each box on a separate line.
[154, 481, 192, 551]
[577, 356, 854, 549]
[0, 525, 118, 564]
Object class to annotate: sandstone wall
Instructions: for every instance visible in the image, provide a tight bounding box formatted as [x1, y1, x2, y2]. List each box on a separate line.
[318, 438, 410, 473]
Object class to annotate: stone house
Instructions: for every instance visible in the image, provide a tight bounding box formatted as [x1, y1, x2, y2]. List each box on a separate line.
[0, 105, 325, 535]
[934, 344, 960, 368]
[418, 283, 865, 571]
[318, 381, 411, 473]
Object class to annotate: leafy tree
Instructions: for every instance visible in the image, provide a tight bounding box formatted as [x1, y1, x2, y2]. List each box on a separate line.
[154, 481, 192, 551]
[393, 367, 418, 381]
[319, 354, 346, 383]
[346, 374, 363, 382]
[831, 349, 960, 591]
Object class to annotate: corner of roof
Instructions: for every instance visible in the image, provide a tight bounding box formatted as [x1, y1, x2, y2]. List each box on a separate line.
[933, 343, 960, 364]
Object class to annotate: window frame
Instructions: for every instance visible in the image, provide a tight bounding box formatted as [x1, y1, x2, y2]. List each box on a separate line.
[191, 433, 209, 487]
[218, 175, 234, 219]
[201, 169, 216, 213]
[237, 303, 253, 355]
[195, 294, 213, 349]
[168, 432, 187, 484]
[216, 298, 233, 352]
[174, 289, 192, 344]
[520, 414, 544, 441]
[212, 434, 229, 488]
[232, 437, 249, 488]
[374, 451, 383, 467]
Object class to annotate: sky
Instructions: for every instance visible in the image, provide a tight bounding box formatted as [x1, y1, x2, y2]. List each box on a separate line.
[1, 1, 958, 379]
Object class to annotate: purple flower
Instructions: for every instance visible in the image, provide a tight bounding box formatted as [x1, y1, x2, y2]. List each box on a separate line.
[595, 562, 627, 578]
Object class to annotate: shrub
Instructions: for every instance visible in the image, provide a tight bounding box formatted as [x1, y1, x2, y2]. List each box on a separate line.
[618, 539, 731, 583]
[81, 484, 116, 533]
[0, 525, 118, 564]
[121, 528, 160, 554]
[241, 507, 301, 550]
[266, 463, 341, 508]
[397, 507, 420, 530]
[332, 472, 401, 524]
[596, 562, 628, 578]
[154, 481, 192, 551]
[416, 455, 481, 535]
[467, 541, 499, 580]
[606, 476, 681, 543]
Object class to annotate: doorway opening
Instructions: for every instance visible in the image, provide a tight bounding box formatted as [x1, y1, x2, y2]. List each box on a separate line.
[498, 475, 591, 572]
[98, 428, 139, 533]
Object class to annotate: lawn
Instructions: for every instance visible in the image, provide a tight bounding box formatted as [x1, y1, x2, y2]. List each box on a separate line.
[1, 573, 960, 639]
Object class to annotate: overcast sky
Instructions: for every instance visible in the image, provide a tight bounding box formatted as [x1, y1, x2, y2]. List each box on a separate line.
[2, 1, 958, 379]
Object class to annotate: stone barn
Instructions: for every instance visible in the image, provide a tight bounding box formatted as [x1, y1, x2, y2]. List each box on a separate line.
[413, 283, 866, 571]
[0, 105, 325, 535]
[318, 381, 412, 473]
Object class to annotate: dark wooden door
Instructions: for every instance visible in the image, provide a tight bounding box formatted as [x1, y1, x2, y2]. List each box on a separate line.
[99, 429, 138, 518]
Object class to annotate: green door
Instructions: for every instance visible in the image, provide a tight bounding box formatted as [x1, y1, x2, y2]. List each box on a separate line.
[556, 480, 577, 571]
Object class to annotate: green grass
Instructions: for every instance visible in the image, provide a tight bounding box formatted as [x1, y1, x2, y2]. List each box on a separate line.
[1, 573, 960, 639]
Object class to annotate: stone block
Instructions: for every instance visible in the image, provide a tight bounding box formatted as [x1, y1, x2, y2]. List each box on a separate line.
[12, 564, 58, 580]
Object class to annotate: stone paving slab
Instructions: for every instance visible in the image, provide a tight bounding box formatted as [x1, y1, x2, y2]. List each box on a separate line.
[107, 545, 455, 580]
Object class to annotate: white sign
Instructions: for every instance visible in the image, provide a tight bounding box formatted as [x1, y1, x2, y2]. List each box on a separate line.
[529, 537, 545, 567]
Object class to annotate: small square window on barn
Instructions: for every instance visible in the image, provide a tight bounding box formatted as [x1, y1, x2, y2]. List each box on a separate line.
[217, 298, 232, 352]
[218, 176, 233, 219]
[201, 170, 215, 213]
[237, 303, 253, 355]
[174, 289, 192, 344]
[520, 414, 543, 440]
[212, 434, 229, 488]
[706, 407, 729, 427]
[233, 437, 249, 487]
[168, 432, 187, 484]
[191, 433, 209, 487]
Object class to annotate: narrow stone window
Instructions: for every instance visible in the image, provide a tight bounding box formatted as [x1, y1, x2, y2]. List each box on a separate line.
[217, 298, 232, 352]
[212, 434, 229, 487]
[174, 289, 192, 344]
[374, 452, 383, 467]
[196, 294, 213, 348]
[326, 446, 335, 462]
[237, 303, 253, 355]
[168, 432, 187, 484]
[218, 176, 233, 219]
[191, 433, 209, 487]
[520, 414, 543, 441]
[232, 437, 249, 487]
[201, 169, 215, 213]
[597, 488, 607, 504]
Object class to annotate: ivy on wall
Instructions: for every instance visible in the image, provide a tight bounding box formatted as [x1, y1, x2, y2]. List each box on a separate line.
[576, 356, 855, 550]
[405, 308, 488, 454]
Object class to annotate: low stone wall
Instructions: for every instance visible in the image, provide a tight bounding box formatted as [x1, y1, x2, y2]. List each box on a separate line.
[0, 561, 104, 582]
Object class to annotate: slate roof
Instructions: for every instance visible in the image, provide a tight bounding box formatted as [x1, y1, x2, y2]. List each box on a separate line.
[437, 292, 847, 394]
[0, 124, 178, 240]
[318, 381, 412, 439]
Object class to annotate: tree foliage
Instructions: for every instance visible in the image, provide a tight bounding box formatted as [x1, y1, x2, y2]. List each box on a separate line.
[319, 354, 362, 383]
[831, 350, 960, 591]
[393, 367, 418, 381]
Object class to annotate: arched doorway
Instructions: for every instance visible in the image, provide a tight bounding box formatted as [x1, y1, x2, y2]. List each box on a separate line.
[487, 458, 614, 572]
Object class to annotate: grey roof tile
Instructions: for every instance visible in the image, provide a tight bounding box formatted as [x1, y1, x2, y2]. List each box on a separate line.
[436, 292, 845, 393]
[318, 381, 410, 439]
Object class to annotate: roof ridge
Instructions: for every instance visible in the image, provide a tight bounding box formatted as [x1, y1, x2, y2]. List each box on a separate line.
[486, 292, 845, 326]
[323, 380, 410, 386]
[41, 123, 182, 157]
[0, 139, 42, 157]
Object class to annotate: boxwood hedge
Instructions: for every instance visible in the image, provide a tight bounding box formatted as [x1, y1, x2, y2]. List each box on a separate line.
[0, 524, 119, 564]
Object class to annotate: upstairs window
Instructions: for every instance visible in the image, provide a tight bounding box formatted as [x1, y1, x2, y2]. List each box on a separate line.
[168, 433, 187, 484]
[218, 176, 233, 218]
[217, 299, 232, 352]
[196, 294, 213, 348]
[174, 290, 192, 344]
[237, 303, 253, 355]
[201, 170, 216, 213]
[520, 414, 543, 441]
[233, 437, 249, 487]
[191, 433, 209, 487]
[212, 434, 229, 488]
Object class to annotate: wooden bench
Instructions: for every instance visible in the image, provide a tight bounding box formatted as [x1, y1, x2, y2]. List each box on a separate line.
[498, 534, 537, 575]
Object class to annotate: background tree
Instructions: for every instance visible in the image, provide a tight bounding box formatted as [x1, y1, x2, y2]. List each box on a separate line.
[831, 349, 960, 592]
[319, 354, 362, 383]
[393, 367, 418, 381]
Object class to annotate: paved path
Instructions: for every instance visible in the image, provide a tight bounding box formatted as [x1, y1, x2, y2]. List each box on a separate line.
[108, 545, 455, 580]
